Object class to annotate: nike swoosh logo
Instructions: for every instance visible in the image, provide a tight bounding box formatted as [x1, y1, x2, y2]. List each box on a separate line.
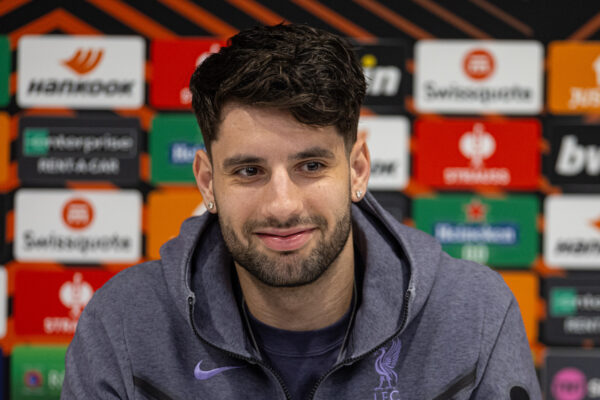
[194, 360, 242, 380]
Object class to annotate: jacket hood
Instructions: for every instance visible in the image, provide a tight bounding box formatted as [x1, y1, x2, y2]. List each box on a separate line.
[159, 192, 442, 360]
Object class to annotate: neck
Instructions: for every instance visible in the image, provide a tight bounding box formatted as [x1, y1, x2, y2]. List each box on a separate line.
[236, 235, 355, 331]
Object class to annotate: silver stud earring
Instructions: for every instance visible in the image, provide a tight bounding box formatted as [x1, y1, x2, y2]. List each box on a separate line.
[356, 190, 362, 199]
[207, 201, 214, 210]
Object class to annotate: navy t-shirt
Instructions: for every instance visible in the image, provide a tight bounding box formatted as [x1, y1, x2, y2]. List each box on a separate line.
[247, 306, 352, 400]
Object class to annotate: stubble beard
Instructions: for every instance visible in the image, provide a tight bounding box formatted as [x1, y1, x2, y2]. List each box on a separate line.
[219, 203, 352, 288]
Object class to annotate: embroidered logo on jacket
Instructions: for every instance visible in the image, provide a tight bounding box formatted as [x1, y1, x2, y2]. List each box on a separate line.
[373, 338, 402, 399]
[193, 360, 242, 381]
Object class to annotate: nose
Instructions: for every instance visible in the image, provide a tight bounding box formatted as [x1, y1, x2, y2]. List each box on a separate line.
[262, 167, 303, 221]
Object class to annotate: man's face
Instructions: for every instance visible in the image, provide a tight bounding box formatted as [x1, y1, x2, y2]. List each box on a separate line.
[204, 104, 356, 287]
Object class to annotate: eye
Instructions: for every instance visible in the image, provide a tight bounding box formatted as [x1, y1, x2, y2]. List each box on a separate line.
[236, 166, 260, 177]
[301, 161, 324, 172]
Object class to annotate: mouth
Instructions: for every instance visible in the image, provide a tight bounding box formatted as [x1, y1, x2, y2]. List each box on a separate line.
[254, 228, 316, 252]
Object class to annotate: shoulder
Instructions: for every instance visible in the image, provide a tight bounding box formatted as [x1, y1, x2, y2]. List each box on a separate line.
[430, 252, 515, 324]
[84, 260, 167, 317]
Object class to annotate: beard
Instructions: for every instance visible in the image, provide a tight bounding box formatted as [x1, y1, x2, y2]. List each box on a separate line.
[219, 204, 352, 288]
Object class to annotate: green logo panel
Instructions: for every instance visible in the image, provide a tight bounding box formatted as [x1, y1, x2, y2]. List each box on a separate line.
[413, 195, 538, 267]
[23, 128, 49, 156]
[0, 36, 9, 107]
[11, 345, 67, 400]
[550, 287, 577, 317]
[150, 113, 204, 184]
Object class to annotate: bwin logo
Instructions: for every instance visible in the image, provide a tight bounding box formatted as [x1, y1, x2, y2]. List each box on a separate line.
[362, 54, 401, 97]
[555, 135, 600, 176]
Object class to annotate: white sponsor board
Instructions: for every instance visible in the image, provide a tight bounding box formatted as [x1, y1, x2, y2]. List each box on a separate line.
[414, 40, 543, 114]
[17, 35, 145, 109]
[0, 267, 6, 338]
[544, 195, 600, 269]
[15, 189, 142, 262]
[359, 115, 409, 190]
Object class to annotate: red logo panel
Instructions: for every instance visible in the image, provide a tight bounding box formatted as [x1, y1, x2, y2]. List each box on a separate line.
[414, 119, 540, 189]
[14, 269, 116, 336]
[150, 38, 226, 109]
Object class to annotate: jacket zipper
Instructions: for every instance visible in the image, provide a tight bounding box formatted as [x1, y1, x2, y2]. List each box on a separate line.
[187, 297, 292, 400]
[307, 288, 412, 400]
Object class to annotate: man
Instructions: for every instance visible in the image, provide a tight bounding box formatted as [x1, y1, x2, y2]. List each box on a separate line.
[63, 24, 541, 399]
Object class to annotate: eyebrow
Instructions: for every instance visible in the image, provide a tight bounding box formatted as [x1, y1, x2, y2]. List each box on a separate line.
[222, 147, 336, 170]
[222, 155, 265, 170]
[290, 147, 336, 161]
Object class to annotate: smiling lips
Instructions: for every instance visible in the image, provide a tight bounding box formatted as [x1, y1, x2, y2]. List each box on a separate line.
[255, 228, 316, 252]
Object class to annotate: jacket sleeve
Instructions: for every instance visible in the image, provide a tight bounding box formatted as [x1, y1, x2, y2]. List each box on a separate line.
[61, 301, 134, 399]
[471, 295, 542, 399]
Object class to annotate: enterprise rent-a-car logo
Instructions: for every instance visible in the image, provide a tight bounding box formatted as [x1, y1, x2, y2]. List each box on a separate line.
[18, 116, 140, 185]
[414, 40, 543, 114]
[17, 35, 144, 109]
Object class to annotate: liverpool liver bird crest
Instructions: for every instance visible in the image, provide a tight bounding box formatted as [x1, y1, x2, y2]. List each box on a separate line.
[374, 338, 402, 390]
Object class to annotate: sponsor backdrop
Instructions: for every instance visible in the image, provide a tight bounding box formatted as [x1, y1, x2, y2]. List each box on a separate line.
[1, 0, 599, 397]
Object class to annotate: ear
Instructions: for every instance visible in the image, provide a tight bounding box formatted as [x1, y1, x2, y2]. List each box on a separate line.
[349, 134, 370, 202]
[193, 149, 217, 213]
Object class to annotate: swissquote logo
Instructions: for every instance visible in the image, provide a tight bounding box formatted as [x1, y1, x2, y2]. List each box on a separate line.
[62, 198, 94, 230]
[415, 40, 543, 114]
[463, 49, 495, 80]
[17, 35, 144, 108]
[550, 124, 600, 187]
[544, 195, 600, 269]
[359, 116, 409, 190]
[14, 189, 141, 263]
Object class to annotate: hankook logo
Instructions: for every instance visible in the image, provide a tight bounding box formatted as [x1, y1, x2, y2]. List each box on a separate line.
[62, 49, 104, 75]
[17, 36, 144, 109]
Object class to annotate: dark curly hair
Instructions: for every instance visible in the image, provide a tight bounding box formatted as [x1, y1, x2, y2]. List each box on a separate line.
[189, 23, 366, 155]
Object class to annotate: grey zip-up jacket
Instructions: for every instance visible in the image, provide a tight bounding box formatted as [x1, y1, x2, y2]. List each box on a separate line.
[62, 193, 542, 399]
